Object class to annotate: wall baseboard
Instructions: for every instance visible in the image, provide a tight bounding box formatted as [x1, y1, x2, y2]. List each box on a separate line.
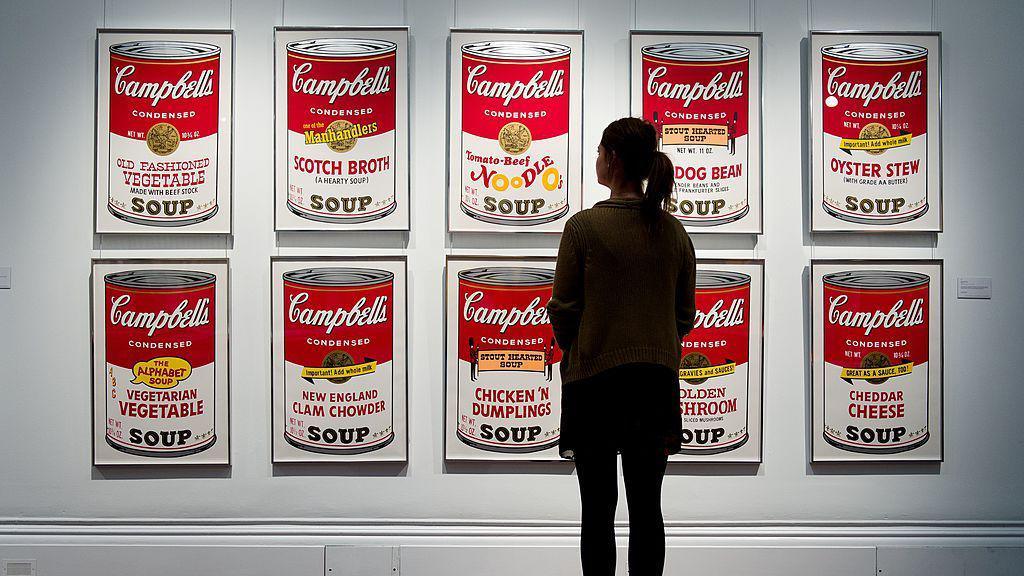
[2, 518, 1024, 542]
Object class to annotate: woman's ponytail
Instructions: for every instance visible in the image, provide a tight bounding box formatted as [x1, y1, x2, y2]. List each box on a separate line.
[643, 150, 675, 228]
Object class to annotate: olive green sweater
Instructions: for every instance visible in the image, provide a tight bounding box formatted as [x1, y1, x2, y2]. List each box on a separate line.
[546, 198, 696, 384]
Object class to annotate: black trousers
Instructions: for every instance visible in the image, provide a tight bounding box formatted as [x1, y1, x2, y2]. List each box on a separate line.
[575, 442, 668, 576]
[563, 363, 678, 576]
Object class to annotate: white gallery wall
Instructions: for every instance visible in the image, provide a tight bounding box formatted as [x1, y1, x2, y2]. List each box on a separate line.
[2, 0, 1024, 563]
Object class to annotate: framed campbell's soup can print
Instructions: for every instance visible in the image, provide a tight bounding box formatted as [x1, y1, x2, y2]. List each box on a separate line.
[95, 30, 233, 234]
[445, 256, 562, 460]
[630, 32, 763, 234]
[672, 259, 764, 463]
[811, 259, 943, 462]
[810, 32, 941, 232]
[91, 259, 229, 465]
[274, 27, 410, 231]
[271, 256, 408, 462]
[448, 30, 583, 233]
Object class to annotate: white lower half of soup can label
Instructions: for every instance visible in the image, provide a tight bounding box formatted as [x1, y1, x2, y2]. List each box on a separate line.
[823, 360, 928, 452]
[105, 362, 216, 455]
[456, 361, 559, 452]
[108, 133, 219, 225]
[284, 358, 394, 453]
[822, 132, 927, 223]
[665, 135, 748, 224]
[679, 361, 748, 452]
[287, 129, 396, 223]
[460, 132, 568, 226]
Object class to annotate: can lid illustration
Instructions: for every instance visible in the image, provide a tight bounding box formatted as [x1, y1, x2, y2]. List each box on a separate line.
[286, 37, 397, 57]
[110, 40, 221, 59]
[284, 267, 394, 287]
[458, 267, 555, 286]
[696, 270, 750, 289]
[821, 42, 927, 61]
[105, 269, 216, 289]
[822, 269, 929, 289]
[462, 40, 570, 60]
[642, 42, 749, 62]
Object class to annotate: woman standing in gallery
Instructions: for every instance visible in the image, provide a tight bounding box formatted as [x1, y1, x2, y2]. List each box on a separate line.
[548, 117, 696, 576]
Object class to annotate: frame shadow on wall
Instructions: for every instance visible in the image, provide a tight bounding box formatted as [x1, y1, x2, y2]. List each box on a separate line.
[92, 464, 232, 481]
[276, 230, 410, 251]
[273, 461, 409, 478]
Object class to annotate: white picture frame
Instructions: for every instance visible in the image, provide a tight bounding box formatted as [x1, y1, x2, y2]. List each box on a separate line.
[811, 259, 943, 462]
[447, 29, 584, 233]
[95, 29, 234, 234]
[274, 27, 410, 231]
[630, 31, 763, 235]
[445, 255, 563, 461]
[91, 258, 230, 465]
[809, 31, 942, 233]
[271, 256, 408, 463]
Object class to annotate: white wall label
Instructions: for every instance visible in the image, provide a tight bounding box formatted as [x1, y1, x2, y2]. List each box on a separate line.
[957, 277, 992, 299]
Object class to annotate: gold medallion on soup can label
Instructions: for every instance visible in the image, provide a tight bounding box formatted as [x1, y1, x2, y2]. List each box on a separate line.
[821, 42, 929, 224]
[146, 122, 181, 156]
[325, 119, 359, 154]
[108, 40, 221, 227]
[461, 40, 571, 226]
[286, 38, 398, 224]
[498, 122, 532, 155]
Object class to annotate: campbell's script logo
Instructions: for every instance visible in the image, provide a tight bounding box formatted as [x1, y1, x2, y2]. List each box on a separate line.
[114, 66, 215, 107]
[694, 298, 745, 330]
[826, 67, 923, 107]
[109, 295, 210, 336]
[828, 295, 924, 336]
[288, 292, 389, 334]
[291, 62, 391, 105]
[462, 291, 549, 333]
[465, 65, 564, 106]
[646, 67, 744, 107]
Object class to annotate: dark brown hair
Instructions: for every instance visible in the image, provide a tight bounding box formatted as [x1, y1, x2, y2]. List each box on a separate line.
[599, 117, 675, 227]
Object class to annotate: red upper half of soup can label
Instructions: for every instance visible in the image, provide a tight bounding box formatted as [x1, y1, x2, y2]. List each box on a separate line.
[283, 268, 394, 368]
[287, 38, 396, 135]
[104, 270, 216, 369]
[821, 43, 927, 140]
[457, 267, 562, 365]
[642, 42, 749, 139]
[685, 271, 750, 367]
[462, 41, 570, 141]
[823, 270, 929, 367]
[109, 41, 220, 140]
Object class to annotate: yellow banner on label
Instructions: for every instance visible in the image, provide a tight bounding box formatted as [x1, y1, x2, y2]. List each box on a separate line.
[477, 349, 546, 373]
[301, 361, 377, 380]
[132, 356, 192, 389]
[840, 362, 914, 380]
[839, 133, 912, 151]
[679, 362, 736, 380]
[662, 124, 729, 146]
